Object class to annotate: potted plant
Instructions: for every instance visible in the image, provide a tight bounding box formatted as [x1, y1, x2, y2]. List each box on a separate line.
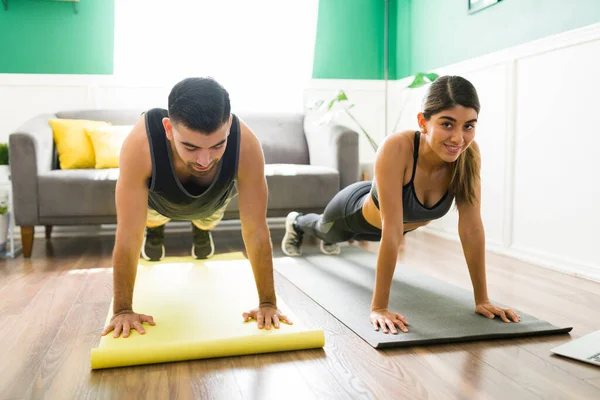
[311, 72, 440, 152]
[0, 190, 8, 253]
[0, 143, 9, 181]
[309, 72, 439, 179]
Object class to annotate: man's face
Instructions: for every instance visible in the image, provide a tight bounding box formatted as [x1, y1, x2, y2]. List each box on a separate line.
[163, 117, 231, 177]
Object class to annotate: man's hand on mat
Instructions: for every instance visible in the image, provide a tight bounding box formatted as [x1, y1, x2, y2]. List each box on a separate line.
[242, 304, 293, 330]
[370, 309, 409, 334]
[475, 301, 520, 323]
[101, 310, 156, 338]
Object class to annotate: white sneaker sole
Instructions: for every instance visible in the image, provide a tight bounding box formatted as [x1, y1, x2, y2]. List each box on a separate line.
[282, 212, 301, 256]
[320, 241, 341, 255]
[192, 232, 215, 259]
[141, 237, 165, 261]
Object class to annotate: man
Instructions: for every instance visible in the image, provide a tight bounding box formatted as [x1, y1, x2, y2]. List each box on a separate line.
[101, 77, 292, 338]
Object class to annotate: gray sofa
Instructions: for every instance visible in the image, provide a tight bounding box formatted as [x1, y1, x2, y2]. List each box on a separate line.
[8, 109, 360, 257]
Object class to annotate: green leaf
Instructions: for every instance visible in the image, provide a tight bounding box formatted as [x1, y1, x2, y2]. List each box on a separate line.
[407, 72, 439, 88]
[0, 143, 8, 165]
[424, 72, 439, 81]
[327, 90, 350, 110]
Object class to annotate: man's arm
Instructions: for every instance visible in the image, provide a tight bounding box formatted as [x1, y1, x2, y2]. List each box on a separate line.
[102, 117, 155, 337]
[236, 121, 276, 307]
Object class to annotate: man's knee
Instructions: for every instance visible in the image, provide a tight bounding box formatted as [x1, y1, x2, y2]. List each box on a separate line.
[191, 209, 226, 230]
[147, 208, 170, 228]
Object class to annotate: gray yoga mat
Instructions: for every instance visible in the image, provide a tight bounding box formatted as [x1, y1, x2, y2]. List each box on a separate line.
[274, 246, 572, 348]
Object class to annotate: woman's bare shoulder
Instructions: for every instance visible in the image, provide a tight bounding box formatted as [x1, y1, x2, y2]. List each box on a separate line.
[377, 129, 416, 159]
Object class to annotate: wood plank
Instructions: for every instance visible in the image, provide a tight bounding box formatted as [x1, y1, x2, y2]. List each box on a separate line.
[517, 330, 600, 381]
[465, 339, 600, 399]
[395, 344, 540, 400]
[274, 272, 473, 400]
[0, 272, 51, 344]
[96, 369, 170, 400]
[28, 296, 108, 399]
[0, 271, 88, 399]
[587, 377, 600, 390]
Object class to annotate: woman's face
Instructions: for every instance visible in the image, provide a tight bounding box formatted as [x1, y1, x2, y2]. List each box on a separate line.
[418, 105, 478, 163]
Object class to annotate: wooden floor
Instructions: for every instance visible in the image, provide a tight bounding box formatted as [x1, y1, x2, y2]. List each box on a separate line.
[1, 228, 600, 400]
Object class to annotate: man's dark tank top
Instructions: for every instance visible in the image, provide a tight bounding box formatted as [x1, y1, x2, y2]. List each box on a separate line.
[144, 108, 240, 221]
[370, 131, 454, 223]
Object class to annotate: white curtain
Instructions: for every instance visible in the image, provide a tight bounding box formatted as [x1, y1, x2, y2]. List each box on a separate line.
[113, 0, 319, 113]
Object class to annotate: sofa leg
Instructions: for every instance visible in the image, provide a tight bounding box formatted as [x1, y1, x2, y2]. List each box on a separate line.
[45, 225, 53, 240]
[21, 226, 34, 258]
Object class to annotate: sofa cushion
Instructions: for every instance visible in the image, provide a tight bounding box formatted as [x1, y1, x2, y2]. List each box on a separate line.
[226, 164, 340, 212]
[85, 125, 132, 169]
[237, 113, 309, 165]
[38, 169, 119, 217]
[49, 118, 112, 169]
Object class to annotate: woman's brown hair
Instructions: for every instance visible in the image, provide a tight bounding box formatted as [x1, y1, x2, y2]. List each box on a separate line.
[421, 75, 481, 205]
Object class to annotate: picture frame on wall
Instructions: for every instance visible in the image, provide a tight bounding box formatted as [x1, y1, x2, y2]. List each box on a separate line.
[468, 0, 502, 14]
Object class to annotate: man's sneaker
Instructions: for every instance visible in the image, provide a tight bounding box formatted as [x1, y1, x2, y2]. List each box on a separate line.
[141, 225, 165, 261]
[282, 212, 303, 256]
[320, 241, 341, 255]
[192, 224, 215, 259]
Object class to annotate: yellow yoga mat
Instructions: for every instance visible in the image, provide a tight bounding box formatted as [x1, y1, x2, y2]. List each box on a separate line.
[90, 252, 325, 369]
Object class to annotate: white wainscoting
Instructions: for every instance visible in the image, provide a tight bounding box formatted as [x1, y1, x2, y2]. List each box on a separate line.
[399, 22, 600, 282]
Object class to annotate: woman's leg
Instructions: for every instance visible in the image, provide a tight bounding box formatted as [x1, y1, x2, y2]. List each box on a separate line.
[281, 182, 371, 256]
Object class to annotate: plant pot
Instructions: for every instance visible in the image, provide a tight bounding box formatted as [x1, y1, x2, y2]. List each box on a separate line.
[0, 165, 9, 182]
[0, 212, 9, 253]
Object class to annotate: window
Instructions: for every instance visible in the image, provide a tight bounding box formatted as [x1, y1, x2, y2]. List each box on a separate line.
[114, 0, 319, 113]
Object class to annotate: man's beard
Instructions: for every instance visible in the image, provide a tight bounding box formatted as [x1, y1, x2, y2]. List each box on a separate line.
[186, 160, 218, 177]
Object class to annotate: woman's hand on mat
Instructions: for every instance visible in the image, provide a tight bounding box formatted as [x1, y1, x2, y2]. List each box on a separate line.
[242, 304, 293, 330]
[101, 310, 156, 338]
[475, 301, 520, 323]
[370, 309, 409, 334]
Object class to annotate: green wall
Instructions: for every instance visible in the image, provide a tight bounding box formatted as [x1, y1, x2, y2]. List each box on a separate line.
[312, 0, 600, 80]
[0, 0, 114, 74]
[407, 0, 600, 78]
[311, 0, 387, 79]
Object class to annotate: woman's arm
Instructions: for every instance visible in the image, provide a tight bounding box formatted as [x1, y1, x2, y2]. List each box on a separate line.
[370, 134, 410, 333]
[456, 142, 519, 322]
[456, 141, 489, 303]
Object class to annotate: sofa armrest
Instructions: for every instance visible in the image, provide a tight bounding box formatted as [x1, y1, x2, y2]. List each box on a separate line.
[8, 113, 56, 226]
[304, 122, 360, 189]
[9, 133, 40, 226]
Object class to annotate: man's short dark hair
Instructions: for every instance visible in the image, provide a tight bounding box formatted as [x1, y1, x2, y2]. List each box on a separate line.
[168, 77, 231, 133]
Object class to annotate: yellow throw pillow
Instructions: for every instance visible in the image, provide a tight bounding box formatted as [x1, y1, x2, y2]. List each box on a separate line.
[49, 119, 111, 169]
[85, 125, 133, 169]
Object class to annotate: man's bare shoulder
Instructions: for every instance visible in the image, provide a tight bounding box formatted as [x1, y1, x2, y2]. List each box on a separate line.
[119, 115, 152, 181]
[236, 118, 264, 178]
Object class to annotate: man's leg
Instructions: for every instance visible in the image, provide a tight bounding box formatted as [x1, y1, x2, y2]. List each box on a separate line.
[190, 203, 229, 259]
[142, 208, 171, 261]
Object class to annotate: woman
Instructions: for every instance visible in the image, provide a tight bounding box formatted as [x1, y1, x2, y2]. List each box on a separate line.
[282, 75, 520, 334]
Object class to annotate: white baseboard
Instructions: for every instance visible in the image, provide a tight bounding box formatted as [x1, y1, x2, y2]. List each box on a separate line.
[421, 227, 600, 284]
[29, 218, 287, 240]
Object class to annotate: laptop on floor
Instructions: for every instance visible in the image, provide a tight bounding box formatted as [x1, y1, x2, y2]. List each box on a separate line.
[551, 330, 600, 367]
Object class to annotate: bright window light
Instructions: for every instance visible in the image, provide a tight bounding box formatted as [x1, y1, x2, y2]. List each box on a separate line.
[114, 0, 319, 113]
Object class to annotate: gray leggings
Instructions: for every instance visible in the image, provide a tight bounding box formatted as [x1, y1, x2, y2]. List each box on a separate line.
[294, 181, 383, 243]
